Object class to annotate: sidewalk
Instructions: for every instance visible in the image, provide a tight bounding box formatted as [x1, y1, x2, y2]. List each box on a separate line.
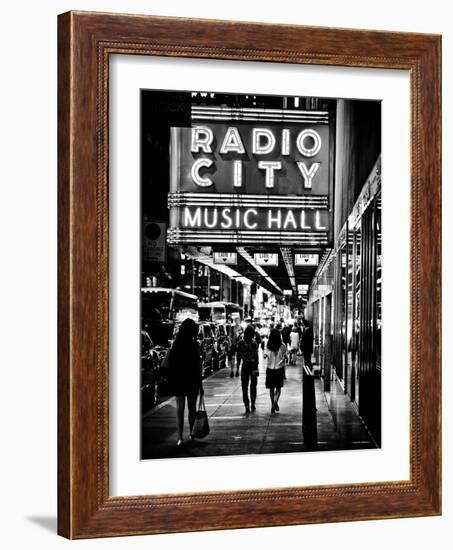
[141, 354, 375, 460]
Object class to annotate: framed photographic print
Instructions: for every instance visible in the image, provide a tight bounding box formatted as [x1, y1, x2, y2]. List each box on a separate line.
[58, 11, 441, 538]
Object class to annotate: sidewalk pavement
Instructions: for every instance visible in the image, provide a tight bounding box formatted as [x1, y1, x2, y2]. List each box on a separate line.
[141, 354, 375, 460]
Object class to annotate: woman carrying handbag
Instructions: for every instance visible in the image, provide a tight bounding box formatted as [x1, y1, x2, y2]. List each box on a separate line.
[167, 318, 204, 446]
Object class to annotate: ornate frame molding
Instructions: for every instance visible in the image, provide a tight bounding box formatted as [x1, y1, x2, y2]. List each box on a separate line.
[58, 11, 441, 538]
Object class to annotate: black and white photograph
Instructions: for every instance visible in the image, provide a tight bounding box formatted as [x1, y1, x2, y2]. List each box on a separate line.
[140, 89, 381, 459]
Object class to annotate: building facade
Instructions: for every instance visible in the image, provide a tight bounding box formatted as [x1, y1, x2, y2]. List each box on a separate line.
[307, 99, 382, 445]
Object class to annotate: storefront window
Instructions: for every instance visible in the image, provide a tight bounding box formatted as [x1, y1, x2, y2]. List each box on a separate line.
[337, 243, 347, 382]
[346, 227, 354, 394]
[376, 193, 382, 371]
[353, 221, 361, 404]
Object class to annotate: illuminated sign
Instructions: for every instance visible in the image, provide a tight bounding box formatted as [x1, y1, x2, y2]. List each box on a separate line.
[254, 253, 278, 266]
[175, 122, 330, 196]
[168, 110, 333, 246]
[181, 207, 328, 232]
[213, 252, 237, 265]
[294, 253, 319, 266]
[168, 206, 329, 246]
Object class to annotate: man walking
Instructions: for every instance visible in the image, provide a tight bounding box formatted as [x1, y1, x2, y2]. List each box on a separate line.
[238, 325, 259, 413]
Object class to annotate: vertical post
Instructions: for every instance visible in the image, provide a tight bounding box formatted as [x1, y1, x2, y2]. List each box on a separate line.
[192, 259, 195, 295]
[344, 223, 349, 395]
[323, 293, 332, 392]
[302, 363, 317, 449]
[351, 224, 357, 403]
[169, 127, 182, 230]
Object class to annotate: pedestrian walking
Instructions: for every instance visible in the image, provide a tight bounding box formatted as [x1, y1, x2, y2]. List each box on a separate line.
[264, 328, 287, 414]
[281, 322, 291, 361]
[282, 323, 291, 346]
[289, 325, 300, 365]
[259, 322, 269, 351]
[296, 322, 304, 357]
[166, 318, 204, 446]
[254, 325, 262, 348]
[296, 321, 303, 338]
[302, 320, 314, 370]
[238, 324, 259, 414]
[229, 317, 243, 377]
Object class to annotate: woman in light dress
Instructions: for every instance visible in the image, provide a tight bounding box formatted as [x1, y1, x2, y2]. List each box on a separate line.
[264, 328, 287, 414]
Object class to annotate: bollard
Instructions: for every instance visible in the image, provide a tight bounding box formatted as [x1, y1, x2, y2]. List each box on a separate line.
[302, 363, 318, 449]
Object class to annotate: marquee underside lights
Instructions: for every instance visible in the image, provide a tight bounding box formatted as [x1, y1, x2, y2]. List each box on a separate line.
[168, 193, 328, 209]
[191, 105, 329, 125]
[237, 247, 283, 294]
[193, 253, 253, 286]
[167, 229, 328, 246]
[281, 247, 297, 292]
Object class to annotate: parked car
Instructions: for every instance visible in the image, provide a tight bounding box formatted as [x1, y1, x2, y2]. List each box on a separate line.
[154, 343, 172, 393]
[141, 288, 199, 395]
[198, 322, 216, 376]
[141, 330, 159, 410]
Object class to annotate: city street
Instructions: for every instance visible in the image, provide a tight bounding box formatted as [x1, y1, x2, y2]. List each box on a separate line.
[141, 352, 375, 459]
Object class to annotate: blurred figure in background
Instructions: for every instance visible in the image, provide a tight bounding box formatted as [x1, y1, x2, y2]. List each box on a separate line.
[281, 323, 292, 358]
[289, 325, 300, 365]
[229, 316, 243, 378]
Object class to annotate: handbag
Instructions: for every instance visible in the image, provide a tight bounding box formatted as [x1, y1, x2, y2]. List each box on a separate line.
[191, 393, 210, 439]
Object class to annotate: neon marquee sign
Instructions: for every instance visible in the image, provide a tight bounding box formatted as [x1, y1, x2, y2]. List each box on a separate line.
[168, 113, 333, 246]
[190, 126, 323, 190]
[182, 206, 328, 232]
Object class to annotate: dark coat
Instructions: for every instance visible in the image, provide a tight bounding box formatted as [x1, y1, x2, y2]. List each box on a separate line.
[167, 339, 202, 397]
[302, 327, 314, 355]
[238, 339, 258, 370]
[282, 326, 291, 345]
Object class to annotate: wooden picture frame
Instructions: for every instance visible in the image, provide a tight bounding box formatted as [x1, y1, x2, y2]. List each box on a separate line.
[58, 11, 441, 539]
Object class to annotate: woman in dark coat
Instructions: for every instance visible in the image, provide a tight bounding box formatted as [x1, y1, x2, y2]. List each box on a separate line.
[167, 318, 203, 446]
